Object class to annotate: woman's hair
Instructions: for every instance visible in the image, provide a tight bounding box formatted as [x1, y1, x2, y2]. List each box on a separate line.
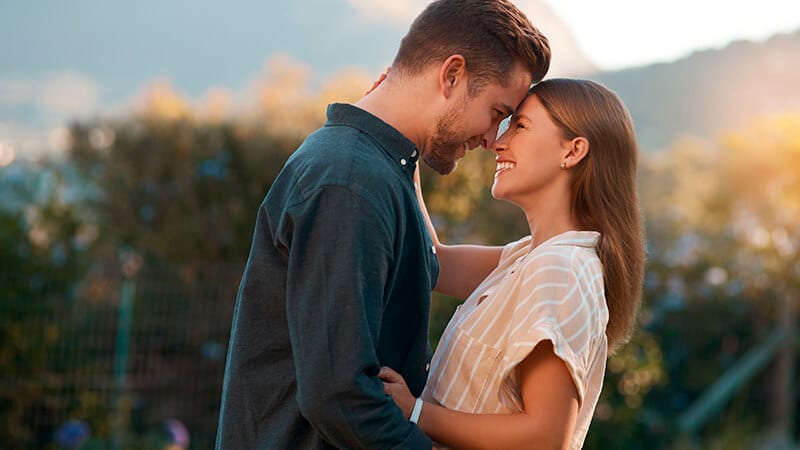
[392, 0, 551, 93]
[532, 78, 646, 351]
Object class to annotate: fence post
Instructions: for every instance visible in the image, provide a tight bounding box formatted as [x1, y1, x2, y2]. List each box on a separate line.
[111, 251, 142, 450]
[771, 292, 796, 444]
[677, 329, 786, 435]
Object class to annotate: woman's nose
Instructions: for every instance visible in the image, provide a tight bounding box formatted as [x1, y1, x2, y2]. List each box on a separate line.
[491, 133, 508, 154]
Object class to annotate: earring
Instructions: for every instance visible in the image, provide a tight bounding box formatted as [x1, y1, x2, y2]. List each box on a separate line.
[560, 162, 567, 169]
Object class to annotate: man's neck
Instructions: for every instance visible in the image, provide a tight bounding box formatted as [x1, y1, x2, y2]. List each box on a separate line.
[354, 78, 432, 152]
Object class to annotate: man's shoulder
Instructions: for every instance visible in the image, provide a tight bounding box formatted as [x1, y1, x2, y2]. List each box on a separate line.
[296, 124, 395, 173]
[276, 125, 405, 205]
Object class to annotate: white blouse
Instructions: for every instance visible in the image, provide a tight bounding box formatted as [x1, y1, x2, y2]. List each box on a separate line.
[422, 231, 608, 450]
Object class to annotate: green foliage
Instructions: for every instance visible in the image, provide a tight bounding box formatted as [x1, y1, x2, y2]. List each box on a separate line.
[68, 118, 299, 265]
[0, 164, 92, 447]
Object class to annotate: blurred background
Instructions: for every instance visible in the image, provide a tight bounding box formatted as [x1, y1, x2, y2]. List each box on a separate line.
[1, 1, 799, 449]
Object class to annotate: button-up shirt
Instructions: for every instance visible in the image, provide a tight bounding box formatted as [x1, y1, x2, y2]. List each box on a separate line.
[216, 103, 439, 449]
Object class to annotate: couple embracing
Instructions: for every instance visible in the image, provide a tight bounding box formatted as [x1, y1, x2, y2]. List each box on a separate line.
[216, 0, 645, 449]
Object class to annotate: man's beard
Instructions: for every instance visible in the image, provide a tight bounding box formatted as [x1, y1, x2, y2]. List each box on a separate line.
[424, 102, 468, 175]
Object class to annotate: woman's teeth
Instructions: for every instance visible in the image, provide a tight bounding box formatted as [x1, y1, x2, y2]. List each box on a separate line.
[496, 162, 515, 171]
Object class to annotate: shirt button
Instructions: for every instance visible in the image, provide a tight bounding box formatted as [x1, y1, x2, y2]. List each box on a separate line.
[400, 158, 407, 165]
[431, 245, 437, 255]
[425, 363, 431, 372]
[411, 150, 417, 157]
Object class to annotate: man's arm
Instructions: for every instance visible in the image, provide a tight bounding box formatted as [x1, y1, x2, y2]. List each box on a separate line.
[283, 185, 432, 449]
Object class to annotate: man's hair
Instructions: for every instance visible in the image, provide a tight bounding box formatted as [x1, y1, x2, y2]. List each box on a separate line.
[392, 0, 551, 93]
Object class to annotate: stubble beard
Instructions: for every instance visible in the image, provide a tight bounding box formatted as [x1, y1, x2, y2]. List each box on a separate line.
[424, 102, 468, 175]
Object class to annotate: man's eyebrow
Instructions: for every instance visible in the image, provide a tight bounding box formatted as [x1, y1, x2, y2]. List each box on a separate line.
[499, 103, 515, 117]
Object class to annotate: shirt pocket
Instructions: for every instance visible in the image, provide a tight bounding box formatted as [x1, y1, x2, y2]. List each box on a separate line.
[430, 322, 503, 413]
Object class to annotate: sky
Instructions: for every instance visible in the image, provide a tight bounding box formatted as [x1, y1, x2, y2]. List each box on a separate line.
[543, 0, 800, 70]
[350, 0, 800, 70]
[1, 0, 799, 163]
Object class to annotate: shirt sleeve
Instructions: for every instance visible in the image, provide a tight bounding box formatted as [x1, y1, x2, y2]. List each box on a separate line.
[496, 249, 601, 411]
[282, 185, 432, 449]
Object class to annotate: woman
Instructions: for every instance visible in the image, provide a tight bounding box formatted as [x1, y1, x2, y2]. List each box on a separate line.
[379, 78, 646, 449]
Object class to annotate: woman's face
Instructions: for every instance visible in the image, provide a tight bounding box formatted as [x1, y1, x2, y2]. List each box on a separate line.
[490, 94, 569, 206]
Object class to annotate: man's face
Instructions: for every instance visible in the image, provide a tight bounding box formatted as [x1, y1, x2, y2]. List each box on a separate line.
[424, 63, 532, 175]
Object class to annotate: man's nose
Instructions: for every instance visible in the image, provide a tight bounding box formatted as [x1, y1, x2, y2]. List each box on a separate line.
[481, 127, 498, 149]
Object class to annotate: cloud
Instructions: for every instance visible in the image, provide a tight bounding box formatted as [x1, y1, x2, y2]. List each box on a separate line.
[346, 0, 427, 24]
[0, 79, 36, 106]
[0, 70, 101, 119]
[37, 71, 101, 117]
[0, 71, 103, 161]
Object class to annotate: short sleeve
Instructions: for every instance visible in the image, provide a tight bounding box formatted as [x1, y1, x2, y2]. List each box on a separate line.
[496, 249, 602, 411]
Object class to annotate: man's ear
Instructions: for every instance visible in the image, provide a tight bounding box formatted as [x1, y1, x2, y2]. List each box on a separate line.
[438, 55, 467, 99]
[562, 137, 589, 169]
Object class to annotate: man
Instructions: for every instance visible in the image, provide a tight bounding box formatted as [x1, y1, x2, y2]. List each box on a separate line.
[216, 1, 550, 448]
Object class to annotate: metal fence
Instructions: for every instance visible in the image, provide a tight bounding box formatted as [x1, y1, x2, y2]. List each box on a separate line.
[1, 262, 242, 450]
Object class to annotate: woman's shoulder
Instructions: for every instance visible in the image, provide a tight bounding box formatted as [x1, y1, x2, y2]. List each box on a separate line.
[525, 231, 601, 273]
[499, 235, 533, 264]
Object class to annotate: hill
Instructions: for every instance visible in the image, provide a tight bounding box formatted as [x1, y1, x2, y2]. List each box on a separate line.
[594, 29, 800, 150]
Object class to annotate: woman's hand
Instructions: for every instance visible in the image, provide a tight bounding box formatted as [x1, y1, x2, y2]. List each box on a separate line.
[365, 66, 391, 95]
[379, 366, 416, 418]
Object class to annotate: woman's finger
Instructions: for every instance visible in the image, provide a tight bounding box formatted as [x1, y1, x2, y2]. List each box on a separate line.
[378, 366, 404, 384]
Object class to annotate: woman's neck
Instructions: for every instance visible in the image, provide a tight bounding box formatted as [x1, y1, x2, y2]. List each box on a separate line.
[522, 186, 578, 251]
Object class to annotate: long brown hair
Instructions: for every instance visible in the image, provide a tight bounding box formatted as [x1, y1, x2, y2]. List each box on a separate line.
[393, 0, 551, 89]
[532, 78, 645, 352]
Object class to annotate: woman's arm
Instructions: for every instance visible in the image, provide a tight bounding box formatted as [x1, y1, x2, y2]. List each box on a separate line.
[381, 340, 579, 450]
[414, 168, 504, 299]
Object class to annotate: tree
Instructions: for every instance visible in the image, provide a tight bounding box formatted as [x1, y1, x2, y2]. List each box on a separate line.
[0, 161, 93, 448]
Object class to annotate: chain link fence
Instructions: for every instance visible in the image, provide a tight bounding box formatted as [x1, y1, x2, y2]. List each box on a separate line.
[1, 262, 242, 450]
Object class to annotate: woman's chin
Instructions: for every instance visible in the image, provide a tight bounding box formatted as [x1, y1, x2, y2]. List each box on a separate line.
[490, 185, 505, 201]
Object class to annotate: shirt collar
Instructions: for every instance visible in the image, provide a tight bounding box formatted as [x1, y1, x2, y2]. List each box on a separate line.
[325, 103, 419, 177]
[540, 231, 601, 249]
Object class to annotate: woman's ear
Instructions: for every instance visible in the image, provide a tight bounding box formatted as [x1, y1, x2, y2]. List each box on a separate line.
[438, 54, 466, 99]
[563, 137, 589, 169]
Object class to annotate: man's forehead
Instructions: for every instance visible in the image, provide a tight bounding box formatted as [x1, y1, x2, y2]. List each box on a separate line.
[492, 81, 530, 111]
[497, 67, 533, 103]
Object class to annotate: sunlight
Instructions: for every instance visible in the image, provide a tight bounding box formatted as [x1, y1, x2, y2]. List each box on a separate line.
[0, 142, 15, 166]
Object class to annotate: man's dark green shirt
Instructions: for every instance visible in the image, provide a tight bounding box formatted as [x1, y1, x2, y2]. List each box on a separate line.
[216, 104, 439, 449]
